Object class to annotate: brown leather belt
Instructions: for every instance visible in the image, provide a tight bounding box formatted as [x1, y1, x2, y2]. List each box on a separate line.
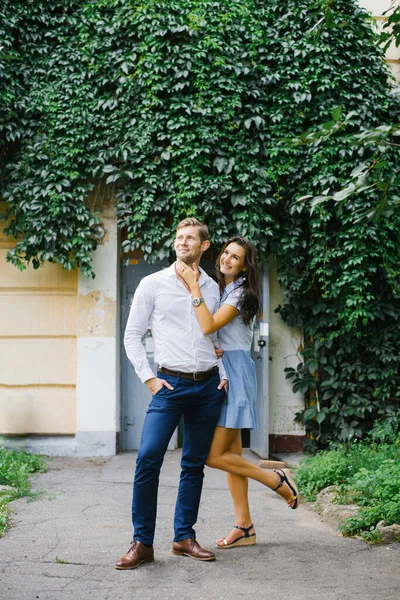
[159, 366, 219, 381]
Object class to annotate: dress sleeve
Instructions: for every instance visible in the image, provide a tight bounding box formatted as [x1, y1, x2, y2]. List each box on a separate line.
[221, 287, 242, 310]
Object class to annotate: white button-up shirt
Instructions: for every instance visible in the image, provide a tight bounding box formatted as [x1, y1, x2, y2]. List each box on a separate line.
[124, 263, 226, 383]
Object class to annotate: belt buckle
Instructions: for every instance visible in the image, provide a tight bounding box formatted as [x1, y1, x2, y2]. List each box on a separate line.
[192, 371, 203, 381]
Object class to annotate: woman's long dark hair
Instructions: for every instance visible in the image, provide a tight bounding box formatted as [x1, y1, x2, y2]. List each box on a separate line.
[216, 236, 262, 326]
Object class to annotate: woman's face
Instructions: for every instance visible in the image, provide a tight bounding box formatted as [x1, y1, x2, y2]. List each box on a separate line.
[219, 242, 246, 283]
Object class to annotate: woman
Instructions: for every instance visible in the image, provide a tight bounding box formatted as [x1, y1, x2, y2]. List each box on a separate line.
[177, 236, 299, 549]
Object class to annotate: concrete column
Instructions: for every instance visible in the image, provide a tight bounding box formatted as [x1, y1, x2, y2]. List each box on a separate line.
[74, 202, 119, 455]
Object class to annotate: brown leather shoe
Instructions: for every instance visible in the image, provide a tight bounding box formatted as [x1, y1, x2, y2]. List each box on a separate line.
[115, 540, 154, 570]
[172, 537, 216, 561]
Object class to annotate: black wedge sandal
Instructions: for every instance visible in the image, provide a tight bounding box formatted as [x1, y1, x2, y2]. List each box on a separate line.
[273, 468, 300, 509]
[216, 524, 257, 549]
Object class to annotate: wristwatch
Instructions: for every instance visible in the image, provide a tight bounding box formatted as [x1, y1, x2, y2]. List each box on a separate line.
[192, 297, 205, 307]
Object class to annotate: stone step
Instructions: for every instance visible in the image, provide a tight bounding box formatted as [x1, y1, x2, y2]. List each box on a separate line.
[258, 459, 286, 470]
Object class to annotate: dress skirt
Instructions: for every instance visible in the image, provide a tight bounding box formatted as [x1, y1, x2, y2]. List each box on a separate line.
[216, 349, 258, 430]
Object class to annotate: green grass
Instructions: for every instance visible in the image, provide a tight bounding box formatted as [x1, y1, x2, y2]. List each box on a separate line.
[295, 420, 400, 542]
[0, 446, 47, 536]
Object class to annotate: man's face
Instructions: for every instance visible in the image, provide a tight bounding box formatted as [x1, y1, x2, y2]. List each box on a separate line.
[174, 226, 209, 264]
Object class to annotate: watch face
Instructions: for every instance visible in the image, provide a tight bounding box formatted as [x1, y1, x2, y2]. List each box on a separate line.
[192, 298, 203, 307]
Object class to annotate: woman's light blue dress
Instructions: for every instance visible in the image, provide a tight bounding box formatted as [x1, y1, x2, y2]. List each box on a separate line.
[216, 277, 258, 430]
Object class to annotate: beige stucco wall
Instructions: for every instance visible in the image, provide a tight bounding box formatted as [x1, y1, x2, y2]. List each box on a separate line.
[0, 196, 119, 455]
[360, 0, 400, 80]
[0, 201, 78, 434]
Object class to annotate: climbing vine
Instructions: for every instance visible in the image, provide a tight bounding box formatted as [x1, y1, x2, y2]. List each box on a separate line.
[1, 0, 399, 447]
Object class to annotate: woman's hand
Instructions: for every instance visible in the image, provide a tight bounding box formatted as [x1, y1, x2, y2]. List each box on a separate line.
[214, 345, 224, 359]
[176, 259, 200, 288]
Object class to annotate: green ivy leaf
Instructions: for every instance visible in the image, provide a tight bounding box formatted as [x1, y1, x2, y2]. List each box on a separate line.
[303, 406, 318, 422]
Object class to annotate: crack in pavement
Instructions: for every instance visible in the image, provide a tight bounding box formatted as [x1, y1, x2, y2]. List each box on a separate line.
[42, 572, 78, 580]
[39, 533, 61, 560]
[7, 585, 116, 595]
[0, 558, 112, 567]
[59, 566, 98, 591]
[347, 546, 372, 555]
[98, 481, 131, 485]
[81, 503, 101, 516]
[0, 551, 16, 563]
[41, 560, 95, 566]
[13, 516, 61, 529]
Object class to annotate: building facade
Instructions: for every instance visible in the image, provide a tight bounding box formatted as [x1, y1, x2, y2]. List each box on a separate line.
[0, 0, 397, 456]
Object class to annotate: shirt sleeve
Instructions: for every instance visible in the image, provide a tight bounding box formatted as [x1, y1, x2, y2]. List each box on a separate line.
[210, 331, 228, 381]
[124, 278, 156, 384]
[222, 287, 242, 310]
[217, 355, 227, 381]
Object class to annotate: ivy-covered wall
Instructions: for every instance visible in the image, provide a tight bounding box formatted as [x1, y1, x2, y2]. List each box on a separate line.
[1, 0, 399, 448]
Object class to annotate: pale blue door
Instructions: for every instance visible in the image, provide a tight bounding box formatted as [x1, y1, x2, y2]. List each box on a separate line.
[120, 258, 177, 450]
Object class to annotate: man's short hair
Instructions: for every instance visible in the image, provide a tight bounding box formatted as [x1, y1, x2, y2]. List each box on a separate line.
[176, 218, 209, 243]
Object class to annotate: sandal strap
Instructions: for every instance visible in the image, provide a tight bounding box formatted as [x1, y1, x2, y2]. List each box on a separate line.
[233, 524, 254, 537]
[272, 469, 285, 491]
[273, 469, 299, 505]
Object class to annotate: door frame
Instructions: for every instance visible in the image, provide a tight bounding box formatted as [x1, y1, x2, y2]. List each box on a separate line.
[250, 263, 269, 458]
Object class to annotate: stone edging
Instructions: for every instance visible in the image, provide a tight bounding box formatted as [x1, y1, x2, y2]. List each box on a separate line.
[315, 485, 400, 544]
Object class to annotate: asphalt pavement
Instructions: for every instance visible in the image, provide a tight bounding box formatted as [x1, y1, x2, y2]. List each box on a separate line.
[0, 450, 399, 600]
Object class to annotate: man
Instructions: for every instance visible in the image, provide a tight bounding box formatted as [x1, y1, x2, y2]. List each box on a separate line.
[116, 218, 228, 570]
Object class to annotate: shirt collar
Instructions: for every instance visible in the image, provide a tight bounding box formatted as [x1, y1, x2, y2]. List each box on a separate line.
[224, 275, 245, 294]
[221, 276, 244, 299]
[168, 262, 208, 286]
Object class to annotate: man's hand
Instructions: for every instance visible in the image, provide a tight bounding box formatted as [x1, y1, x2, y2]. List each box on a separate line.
[218, 378, 229, 392]
[145, 377, 174, 395]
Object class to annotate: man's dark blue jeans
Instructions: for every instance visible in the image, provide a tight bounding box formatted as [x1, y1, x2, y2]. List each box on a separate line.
[131, 372, 225, 545]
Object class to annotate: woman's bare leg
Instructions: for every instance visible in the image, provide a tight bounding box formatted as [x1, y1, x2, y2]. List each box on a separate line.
[213, 430, 255, 545]
[207, 426, 298, 507]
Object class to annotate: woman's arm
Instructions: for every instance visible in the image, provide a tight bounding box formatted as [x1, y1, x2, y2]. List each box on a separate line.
[177, 260, 239, 334]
